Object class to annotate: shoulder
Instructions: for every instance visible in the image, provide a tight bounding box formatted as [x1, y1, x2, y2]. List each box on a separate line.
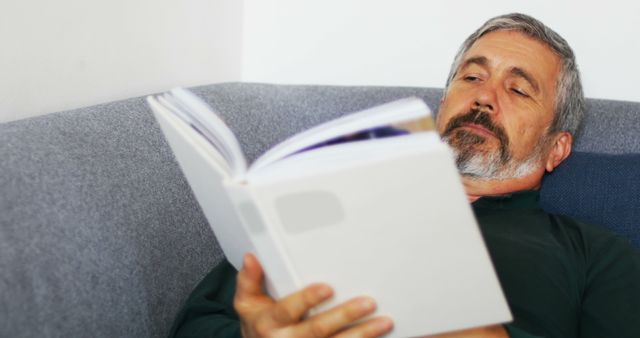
[546, 213, 639, 273]
[549, 213, 634, 248]
[551, 217, 640, 337]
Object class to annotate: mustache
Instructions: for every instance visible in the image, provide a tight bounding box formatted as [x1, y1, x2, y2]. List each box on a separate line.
[442, 109, 509, 146]
[441, 109, 511, 164]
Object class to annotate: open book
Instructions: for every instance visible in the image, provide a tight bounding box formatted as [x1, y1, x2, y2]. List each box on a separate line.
[147, 88, 511, 338]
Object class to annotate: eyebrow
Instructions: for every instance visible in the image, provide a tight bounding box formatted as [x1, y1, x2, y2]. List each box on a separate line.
[460, 56, 488, 71]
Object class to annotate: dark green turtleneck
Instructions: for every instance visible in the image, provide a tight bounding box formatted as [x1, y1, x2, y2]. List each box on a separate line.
[170, 191, 640, 338]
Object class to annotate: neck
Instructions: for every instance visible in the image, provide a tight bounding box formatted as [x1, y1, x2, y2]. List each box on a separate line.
[462, 169, 544, 203]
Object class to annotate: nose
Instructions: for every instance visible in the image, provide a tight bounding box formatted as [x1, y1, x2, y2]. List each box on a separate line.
[473, 82, 497, 113]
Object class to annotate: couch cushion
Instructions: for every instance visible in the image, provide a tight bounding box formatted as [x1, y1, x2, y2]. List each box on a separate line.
[0, 97, 224, 337]
[0, 83, 444, 338]
[1, 82, 638, 338]
[573, 98, 640, 154]
[540, 152, 640, 248]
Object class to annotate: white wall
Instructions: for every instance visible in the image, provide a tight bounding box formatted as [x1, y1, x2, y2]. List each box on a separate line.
[0, 0, 243, 123]
[3, 1, 638, 123]
[242, 0, 640, 102]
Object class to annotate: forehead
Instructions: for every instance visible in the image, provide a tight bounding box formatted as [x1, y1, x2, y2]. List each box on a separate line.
[462, 30, 561, 93]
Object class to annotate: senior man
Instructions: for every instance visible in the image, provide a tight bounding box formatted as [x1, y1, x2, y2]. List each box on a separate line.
[170, 13, 640, 338]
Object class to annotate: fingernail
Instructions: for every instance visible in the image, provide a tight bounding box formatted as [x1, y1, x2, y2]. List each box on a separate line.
[357, 297, 376, 311]
[315, 285, 332, 298]
[375, 317, 394, 332]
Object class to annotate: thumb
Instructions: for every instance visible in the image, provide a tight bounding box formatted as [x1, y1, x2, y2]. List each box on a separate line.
[235, 253, 273, 317]
[235, 253, 268, 300]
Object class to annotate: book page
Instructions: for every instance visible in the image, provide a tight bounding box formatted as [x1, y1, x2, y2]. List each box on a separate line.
[249, 97, 431, 173]
[246, 133, 442, 184]
[287, 116, 434, 157]
[148, 95, 233, 177]
[162, 88, 248, 176]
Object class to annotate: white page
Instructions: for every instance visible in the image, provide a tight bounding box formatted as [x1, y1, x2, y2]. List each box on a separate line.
[249, 97, 431, 173]
[158, 95, 235, 169]
[148, 96, 232, 177]
[152, 89, 431, 180]
[148, 95, 253, 269]
[246, 132, 442, 184]
[155, 94, 235, 172]
[167, 88, 248, 175]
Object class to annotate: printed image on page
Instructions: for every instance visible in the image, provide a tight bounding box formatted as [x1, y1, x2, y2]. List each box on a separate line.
[293, 115, 435, 155]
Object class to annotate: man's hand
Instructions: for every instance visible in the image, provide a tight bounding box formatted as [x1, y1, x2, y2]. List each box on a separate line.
[423, 325, 509, 338]
[234, 253, 394, 338]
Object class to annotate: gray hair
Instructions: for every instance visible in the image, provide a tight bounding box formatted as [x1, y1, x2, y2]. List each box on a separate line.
[445, 13, 585, 135]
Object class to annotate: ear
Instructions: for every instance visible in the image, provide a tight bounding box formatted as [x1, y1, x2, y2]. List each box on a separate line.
[544, 132, 572, 172]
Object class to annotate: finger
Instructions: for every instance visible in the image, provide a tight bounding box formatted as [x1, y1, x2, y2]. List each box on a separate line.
[268, 283, 334, 325]
[234, 253, 272, 317]
[333, 316, 394, 338]
[425, 325, 508, 338]
[282, 296, 380, 338]
[236, 253, 265, 298]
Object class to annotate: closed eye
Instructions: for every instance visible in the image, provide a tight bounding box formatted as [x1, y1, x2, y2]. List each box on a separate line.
[464, 75, 481, 82]
[511, 88, 529, 97]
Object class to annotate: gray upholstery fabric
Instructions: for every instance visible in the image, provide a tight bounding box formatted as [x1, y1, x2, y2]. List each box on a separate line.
[1, 82, 639, 337]
[192, 83, 640, 158]
[574, 98, 640, 154]
[0, 98, 223, 337]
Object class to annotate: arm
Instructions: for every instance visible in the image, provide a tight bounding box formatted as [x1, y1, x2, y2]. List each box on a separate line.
[170, 254, 531, 338]
[169, 258, 242, 337]
[170, 254, 394, 338]
[579, 237, 640, 338]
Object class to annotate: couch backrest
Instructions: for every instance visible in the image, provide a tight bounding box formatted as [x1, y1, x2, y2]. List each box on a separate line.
[187, 83, 640, 246]
[1, 83, 638, 337]
[0, 95, 224, 337]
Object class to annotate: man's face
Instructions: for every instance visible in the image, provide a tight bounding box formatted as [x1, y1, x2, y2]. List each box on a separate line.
[436, 30, 561, 180]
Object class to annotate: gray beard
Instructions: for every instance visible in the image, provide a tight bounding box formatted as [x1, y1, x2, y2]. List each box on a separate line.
[442, 134, 546, 181]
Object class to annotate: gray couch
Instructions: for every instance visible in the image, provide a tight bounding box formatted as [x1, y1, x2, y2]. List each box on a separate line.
[1, 83, 639, 337]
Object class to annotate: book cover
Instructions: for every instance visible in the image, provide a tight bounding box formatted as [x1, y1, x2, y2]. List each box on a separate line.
[147, 88, 512, 337]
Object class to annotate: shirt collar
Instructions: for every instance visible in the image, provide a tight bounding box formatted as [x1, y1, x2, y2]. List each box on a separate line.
[472, 190, 541, 210]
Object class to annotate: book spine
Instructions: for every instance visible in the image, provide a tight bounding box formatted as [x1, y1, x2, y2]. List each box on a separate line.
[224, 182, 300, 299]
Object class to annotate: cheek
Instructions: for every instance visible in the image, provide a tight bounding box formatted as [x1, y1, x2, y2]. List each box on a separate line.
[519, 119, 547, 138]
[507, 124, 544, 157]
